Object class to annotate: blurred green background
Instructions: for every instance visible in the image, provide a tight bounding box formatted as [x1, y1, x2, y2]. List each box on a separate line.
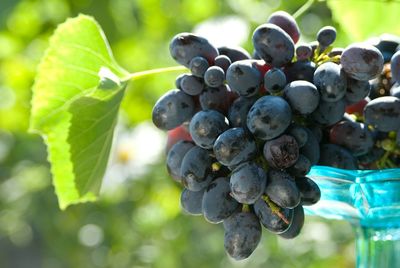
[0, 0, 365, 267]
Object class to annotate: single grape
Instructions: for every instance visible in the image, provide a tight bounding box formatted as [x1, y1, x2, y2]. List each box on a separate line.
[189, 110, 229, 149]
[180, 74, 204, 96]
[374, 34, 400, 63]
[152, 89, 195, 130]
[279, 204, 304, 239]
[202, 177, 240, 224]
[313, 62, 347, 102]
[264, 68, 287, 93]
[390, 83, 400, 98]
[169, 32, 219, 67]
[263, 135, 299, 169]
[266, 170, 300, 209]
[247, 95, 292, 140]
[199, 85, 231, 114]
[288, 154, 311, 177]
[180, 146, 214, 191]
[318, 144, 357, 170]
[175, 73, 189, 89]
[392, 51, 400, 84]
[227, 96, 257, 128]
[213, 128, 258, 167]
[296, 44, 312, 61]
[345, 78, 371, 103]
[317, 26, 336, 47]
[189, 56, 209, 78]
[283, 80, 320, 114]
[295, 177, 321, 206]
[226, 60, 262, 97]
[330, 120, 374, 156]
[223, 211, 261, 260]
[267, 11, 300, 43]
[300, 128, 320, 165]
[341, 43, 384, 81]
[311, 98, 346, 126]
[253, 198, 293, 234]
[214, 55, 232, 72]
[166, 140, 194, 182]
[166, 125, 193, 152]
[252, 23, 295, 67]
[364, 96, 400, 132]
[230, 162, 267, 204]
[328, 47, 344, 57]
[285, 60, 316, 83]
[218, 46, 251, 62]
[180, 188, 205, 215]
[204, 66, 225, 88]
[286, 124, 308, 148]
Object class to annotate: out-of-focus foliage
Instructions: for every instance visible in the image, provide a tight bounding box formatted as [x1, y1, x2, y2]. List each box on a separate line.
[0, 0, 375, 267]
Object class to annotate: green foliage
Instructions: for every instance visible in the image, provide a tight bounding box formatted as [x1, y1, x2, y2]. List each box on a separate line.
[29, 15, 128, 209]
[328, 0, 400, 41]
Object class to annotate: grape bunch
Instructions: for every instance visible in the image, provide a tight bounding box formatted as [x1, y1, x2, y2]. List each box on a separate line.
[152, 10, 400, 260]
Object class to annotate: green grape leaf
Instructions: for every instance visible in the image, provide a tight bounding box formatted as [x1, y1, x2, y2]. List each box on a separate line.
[29, 15, 128, 210]
[328, 0, 400, 41]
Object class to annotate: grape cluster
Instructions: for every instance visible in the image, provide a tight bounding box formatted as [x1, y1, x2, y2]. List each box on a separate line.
[152, 10, 400, 260]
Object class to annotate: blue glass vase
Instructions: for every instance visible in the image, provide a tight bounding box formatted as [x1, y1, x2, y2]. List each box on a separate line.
[306, 166, 400, 268]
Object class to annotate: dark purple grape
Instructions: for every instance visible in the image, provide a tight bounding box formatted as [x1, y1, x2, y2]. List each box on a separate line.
[313, 62, 347, 102]
[202, 177, 240, 224]
[295, 177, 321, 206]
[227, 96, 256, 128]
[247, 95, 292, 140]
[180, 74, 204, 96]
[169, 33, 219, 67]
[166, 140, 194, 182]
[213, 128, 257, 167]
[252, 23, 295, 67]
[311, 98, 346, 126]
[230, 162, 267, 204]
[358, 147, 385, 166]
[226, 60, 262, 97]
[180, 146, 214, 191]
[263, 135, 299, 169]
[204, 66, 225, 88]
[285, 60, 316, 83]
[214, 55, 232, 72]
[267, 11, 300, 43]
[181, 188, 205, 215]
[317, 26, 336, 47]
[286, 125, 308, 148]
[279, 204, 304, 239]
[218, 46, 251, 62]
[264, 68, 287, 93]
[300, 128, 320, 165]
[328, 47, 344, 57]
[288, 154, 311, 177]
[341, 43, 384, 81]
[296, 44, 312, 61]
[175, 73, 189, 89]
[152, 89, 195, 130]
[283, 80, 320, 114]
[199, 85, 231, 114]
[318, 144, 357, 170]
[345, 78, 370, 103]
[223, 211, 261, 260]
[189, 110, 229, 149]
[390, 83, 400, 98]
[266, 170, 300, 209]
[189, 56, 209, 78]
[391, 51, 400, 83]
[253, 198, 293, 233]
[364, 96, 400, 132]
[374, 34, 400, 63]
[330, 120, 374, 156]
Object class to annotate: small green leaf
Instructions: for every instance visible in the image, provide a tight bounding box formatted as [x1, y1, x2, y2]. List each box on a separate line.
[30, 15, 128, 209]
[328, 0, 400, 41]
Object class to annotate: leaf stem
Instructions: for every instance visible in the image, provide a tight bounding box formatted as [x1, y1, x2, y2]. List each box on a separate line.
[122, 66, 187, 82]
[292, 0, 315, 19]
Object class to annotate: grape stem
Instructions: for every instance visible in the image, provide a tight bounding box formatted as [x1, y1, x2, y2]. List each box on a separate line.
[292, 0, 315, 19]
[121, 66, 187, 82]
[262, 195, 290, 225]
